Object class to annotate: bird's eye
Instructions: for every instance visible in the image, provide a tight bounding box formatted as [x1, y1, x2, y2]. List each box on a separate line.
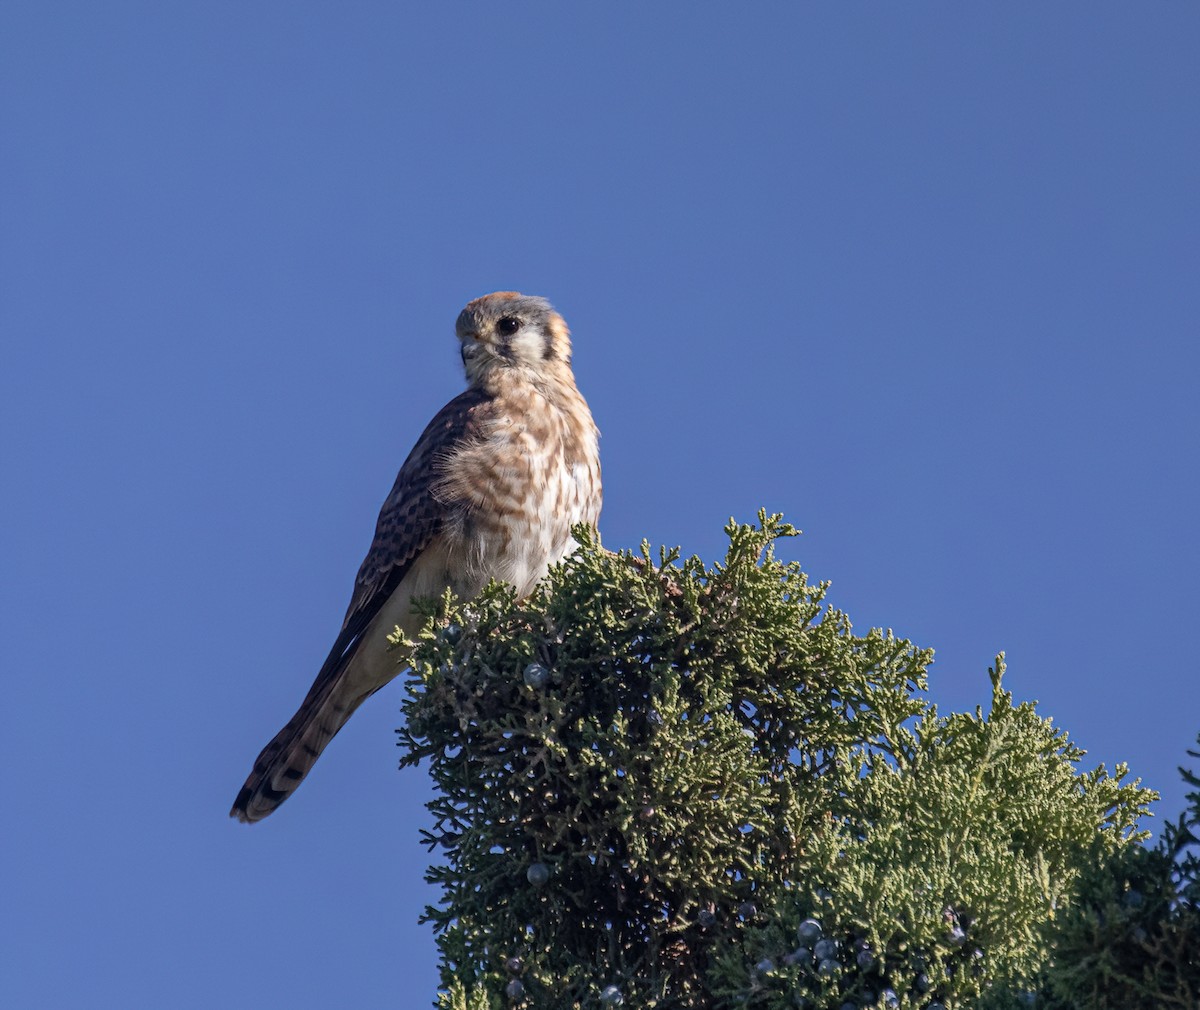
[496, 316, 521, 337]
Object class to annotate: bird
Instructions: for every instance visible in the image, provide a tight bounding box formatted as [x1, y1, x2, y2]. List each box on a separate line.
[231, 292, 602, 823]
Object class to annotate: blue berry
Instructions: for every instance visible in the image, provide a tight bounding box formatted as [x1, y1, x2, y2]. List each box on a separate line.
[523, 662, 550, 688]
[526, 862, 550, 886]
[813, 938, 838, 961]
[782, 946, 813, 967]
[796, 918, 822, 944]
[697, 909, 716, 928]
[505, 956, 523, 974]
[599, 985, 624, 1006]
[880, 989, 899, 1008]
[738, 901, 758, 920]
[505, 978, 525, 998]
[755, 958, 775, 974]
[856, 948, 875, 970]
[817, 956, 838, 976]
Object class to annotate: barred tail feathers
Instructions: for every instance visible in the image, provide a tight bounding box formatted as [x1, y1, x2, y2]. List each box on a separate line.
[230, 671, 370, 824]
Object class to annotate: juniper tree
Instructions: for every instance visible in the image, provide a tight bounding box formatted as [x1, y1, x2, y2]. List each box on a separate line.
[396, 514, 1160, 1009]
[1033, 739, 1200, 1009]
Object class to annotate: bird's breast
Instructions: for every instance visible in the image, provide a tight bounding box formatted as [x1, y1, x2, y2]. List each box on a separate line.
[436, 384, 601, 599]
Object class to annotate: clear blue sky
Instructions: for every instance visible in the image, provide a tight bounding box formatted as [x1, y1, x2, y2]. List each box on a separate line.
[2, 4, 1197, 1007]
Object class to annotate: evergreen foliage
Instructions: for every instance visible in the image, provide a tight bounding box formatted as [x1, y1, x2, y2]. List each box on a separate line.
[397, 514, 1165, 1009]
[1034, 739, 1200, 1009]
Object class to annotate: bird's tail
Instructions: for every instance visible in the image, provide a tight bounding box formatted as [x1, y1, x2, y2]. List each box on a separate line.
[230, 671, 370, 824]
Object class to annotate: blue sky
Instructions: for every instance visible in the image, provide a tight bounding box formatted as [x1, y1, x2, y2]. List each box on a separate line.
[2, 4, 1197, 1007]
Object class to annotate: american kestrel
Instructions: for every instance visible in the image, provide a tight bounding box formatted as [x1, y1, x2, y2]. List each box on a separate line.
[231, 292, 602, 823]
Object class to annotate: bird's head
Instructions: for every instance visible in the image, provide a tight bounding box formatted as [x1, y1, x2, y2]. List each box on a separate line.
[455, 292, 573, 387]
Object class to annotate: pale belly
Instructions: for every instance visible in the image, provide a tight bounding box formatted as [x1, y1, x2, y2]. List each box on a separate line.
[348, 460, 598, 695]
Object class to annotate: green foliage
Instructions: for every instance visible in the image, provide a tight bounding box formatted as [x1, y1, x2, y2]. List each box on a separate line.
[439, 974, 499, 1007]
[397, 514, 1157, 1009]
[712, 658, 1154, 1010]
[438, 979, 500, 1010]
[1032, 739, 1200, 1009]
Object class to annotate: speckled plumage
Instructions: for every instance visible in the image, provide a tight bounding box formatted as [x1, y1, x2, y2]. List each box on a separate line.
[231, 293, 601, 823]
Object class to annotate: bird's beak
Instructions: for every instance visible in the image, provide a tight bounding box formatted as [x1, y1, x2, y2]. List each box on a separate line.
[458, 332, 489, 364]
[460, 328, 498, 358]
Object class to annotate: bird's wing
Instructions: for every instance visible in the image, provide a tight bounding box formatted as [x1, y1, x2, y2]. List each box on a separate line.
[313, 386, 491, 684]
[232, 387, 496, 822]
